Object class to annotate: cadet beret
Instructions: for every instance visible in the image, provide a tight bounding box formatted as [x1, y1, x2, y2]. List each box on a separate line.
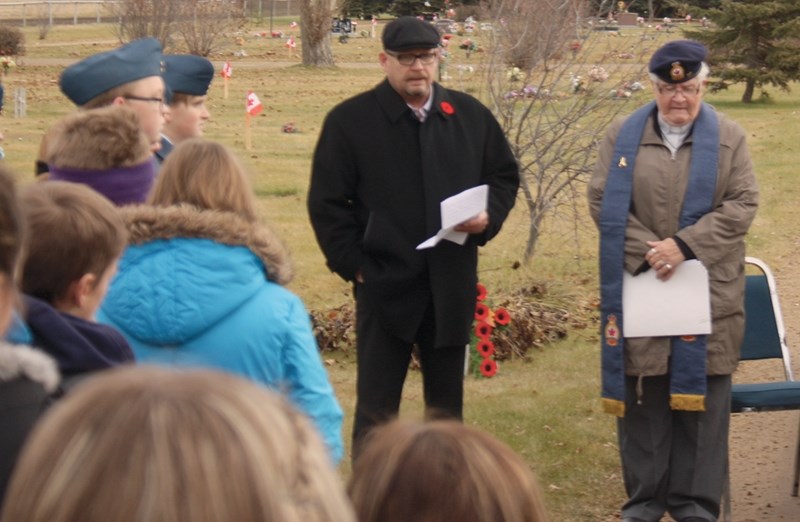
[163, 55, 214, 98]
[382, 16, 441, 52]
[649, 40, 708, 84]
[60, 38, 164, 106]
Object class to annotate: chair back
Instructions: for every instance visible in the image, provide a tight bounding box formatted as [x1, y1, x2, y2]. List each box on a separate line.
[741, 273, 782, 361]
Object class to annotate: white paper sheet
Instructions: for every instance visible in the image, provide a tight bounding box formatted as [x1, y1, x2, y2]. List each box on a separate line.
[622, 259, 712, 338]
[416, 185, 488, 250]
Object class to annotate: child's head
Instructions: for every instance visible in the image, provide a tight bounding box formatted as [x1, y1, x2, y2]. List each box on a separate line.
[45, 105, 155, 206]
[17, 182, 127, 320]
[149, 138, 258, 222]
[1, 366, 356, 522]
[162, 54, 214, 143]
[59, 38, 166, 151]
[0, 166, 22, 334]
[349, 419, 550, 522]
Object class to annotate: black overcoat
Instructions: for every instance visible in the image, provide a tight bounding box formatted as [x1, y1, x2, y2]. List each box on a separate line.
[309, 80, 519, 347]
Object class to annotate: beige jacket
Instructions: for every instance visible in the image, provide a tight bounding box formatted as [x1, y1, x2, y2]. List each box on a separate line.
[588, 107, 759, 376]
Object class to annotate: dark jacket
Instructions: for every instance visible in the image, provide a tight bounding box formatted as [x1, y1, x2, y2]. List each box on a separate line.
[0, 343, 59, 507]
[309, 80, 519, 347]
[22, 295, 134, 389]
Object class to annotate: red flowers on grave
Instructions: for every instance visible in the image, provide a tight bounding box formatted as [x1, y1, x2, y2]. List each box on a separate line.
[480, 358, 498, 377]
[470, 282, 511, 379]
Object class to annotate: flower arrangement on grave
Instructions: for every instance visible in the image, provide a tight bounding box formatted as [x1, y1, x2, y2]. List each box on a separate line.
[470, 283, 511, 378]
[0, 56, 15, 75]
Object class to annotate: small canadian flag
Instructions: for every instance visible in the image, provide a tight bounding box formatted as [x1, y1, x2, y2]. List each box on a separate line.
[246, 91, 263, 116]
[285, 35, 296, 49]
[220, 60, 232, 79]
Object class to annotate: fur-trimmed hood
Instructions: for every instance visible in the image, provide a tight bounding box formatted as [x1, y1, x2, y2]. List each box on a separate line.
[119, 204, 293, 285]
[0, 342, 60, 392]
[99, 205, 297, 346]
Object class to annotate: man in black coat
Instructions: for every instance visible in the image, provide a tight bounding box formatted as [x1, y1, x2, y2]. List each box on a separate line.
[308, 16, 519, 458]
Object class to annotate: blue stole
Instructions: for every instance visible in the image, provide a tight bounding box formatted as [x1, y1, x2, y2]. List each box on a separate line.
[599, 101, 719, 417]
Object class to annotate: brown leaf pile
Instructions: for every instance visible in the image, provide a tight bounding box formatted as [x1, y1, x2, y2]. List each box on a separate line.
[310, 283, 596, 356]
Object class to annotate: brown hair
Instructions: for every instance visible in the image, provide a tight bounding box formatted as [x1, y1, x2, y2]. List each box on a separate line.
[17, 182, 127, 303]
[0, 166, 21, 277]
[1, 366, 356, 522]
[80, 84, 128, 109]
[349, 420, 550, 522]
[167, 92, 192, 106]
[45, 105, 151, 170]
[149, 138, 258, 222]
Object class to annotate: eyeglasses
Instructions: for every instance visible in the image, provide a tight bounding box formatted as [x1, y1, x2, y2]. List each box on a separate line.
[657, 83, 702, 98]
[385, 50, 438, 66]
[123, 95, 165, 108]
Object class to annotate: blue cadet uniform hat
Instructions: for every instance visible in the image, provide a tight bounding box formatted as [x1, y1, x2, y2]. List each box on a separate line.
[649, 39, 708, 84]
[163, 55, 215, 98]
[382, 16, 441, 52]
[60, 38, 164, 106]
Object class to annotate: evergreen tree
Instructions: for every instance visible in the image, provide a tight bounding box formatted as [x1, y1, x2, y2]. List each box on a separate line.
[684, 0, 800, 103]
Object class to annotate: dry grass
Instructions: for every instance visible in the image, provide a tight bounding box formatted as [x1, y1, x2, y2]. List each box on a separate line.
[2, 18, 799, 520]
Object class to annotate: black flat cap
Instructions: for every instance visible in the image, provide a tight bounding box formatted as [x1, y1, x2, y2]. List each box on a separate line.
[649, 40, 707, 84]
[382, 16, 441, 52]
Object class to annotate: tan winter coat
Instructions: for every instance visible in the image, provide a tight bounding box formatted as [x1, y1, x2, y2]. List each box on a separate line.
[588, 107, 759, 376]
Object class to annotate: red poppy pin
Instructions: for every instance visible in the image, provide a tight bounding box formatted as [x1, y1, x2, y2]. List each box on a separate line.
[476, 282, 487, 301]
[440, 101, 455, 115]
[475, 302, 490, 321]
[476, 339, 495, 358]
[480, 359, 498, 377]
[475, 321, 493, 339]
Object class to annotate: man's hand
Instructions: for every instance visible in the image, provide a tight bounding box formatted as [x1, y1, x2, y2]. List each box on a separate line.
[454, 210, 489, 234]
[645, 238, 685, 281]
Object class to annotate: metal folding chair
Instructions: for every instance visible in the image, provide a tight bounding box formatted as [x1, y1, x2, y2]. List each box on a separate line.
[721, 257, 800, 520]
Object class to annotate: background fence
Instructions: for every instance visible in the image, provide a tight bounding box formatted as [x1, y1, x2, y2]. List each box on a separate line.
[0, 1, 301, 27]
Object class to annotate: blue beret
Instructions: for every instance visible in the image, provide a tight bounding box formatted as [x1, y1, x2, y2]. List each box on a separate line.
[163, 55, 214, 98]
[382, 16, 441, 52]
[649, 40, 708, 84]
[60, 38, 164, 106]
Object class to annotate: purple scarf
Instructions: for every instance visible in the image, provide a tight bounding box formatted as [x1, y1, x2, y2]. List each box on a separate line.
[48, 159, 156, 206]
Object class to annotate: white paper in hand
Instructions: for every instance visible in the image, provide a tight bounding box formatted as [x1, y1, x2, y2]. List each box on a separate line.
[416, 185, 488, 250]
[622, 259, 712, 338]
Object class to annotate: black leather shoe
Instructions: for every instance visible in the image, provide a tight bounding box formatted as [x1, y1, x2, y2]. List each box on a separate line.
[621, 518, 647, 522]
[680, 518, 709, 522]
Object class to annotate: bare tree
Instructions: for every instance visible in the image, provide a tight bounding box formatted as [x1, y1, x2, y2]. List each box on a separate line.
[105, 0, 178, 49]
[174, 1, 246, 56]
[480, 0, 657, 261]
[300, 0, 335, 66]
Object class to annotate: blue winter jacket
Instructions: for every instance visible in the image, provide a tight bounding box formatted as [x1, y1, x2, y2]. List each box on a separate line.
[98, 205, 344, 463]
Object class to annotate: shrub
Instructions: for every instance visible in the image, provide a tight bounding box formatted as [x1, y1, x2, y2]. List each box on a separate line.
[0, 26, 24, 56]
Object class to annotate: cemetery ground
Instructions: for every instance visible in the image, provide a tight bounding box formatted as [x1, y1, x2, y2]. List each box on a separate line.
[2, 19, 799, 521]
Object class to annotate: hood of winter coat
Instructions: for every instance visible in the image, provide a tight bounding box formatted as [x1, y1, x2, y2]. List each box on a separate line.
[0, 342, 60, 392]
[99, 205, 294, 346]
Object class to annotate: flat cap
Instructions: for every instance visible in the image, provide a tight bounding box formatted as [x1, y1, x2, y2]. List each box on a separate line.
[382, 16, 441, 52]
[649, 40, 707, 84]
[60, 38, 164, 106]
[163, 55, 214, 98]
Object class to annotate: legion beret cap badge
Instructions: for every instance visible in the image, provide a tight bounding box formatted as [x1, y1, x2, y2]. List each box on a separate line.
[649, 39, 707, 84]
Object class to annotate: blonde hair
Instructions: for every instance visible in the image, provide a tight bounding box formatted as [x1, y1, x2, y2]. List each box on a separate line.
[349, 420, 550, 522]
[17, 182, 127, 303]
[45, 105, 151, 170]
[1, 366, 356, 522]
[149, 138, 258, 222]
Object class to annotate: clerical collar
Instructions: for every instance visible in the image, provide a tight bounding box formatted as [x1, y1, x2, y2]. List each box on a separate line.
[657, 113, 693, 135]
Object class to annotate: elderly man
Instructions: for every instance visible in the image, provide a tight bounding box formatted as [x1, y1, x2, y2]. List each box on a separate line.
[588, 40, 759, 521]
[308, 16, 519, 459]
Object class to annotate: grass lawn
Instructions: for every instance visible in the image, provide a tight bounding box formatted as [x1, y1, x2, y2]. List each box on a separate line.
[2, 18, 798, 520]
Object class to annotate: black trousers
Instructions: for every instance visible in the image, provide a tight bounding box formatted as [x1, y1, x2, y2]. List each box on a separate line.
[617, 374, 731, 522]
[351, 287, 465, 460]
